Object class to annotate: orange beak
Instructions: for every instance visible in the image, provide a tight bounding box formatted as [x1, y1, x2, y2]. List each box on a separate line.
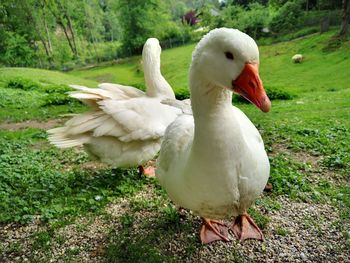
[233, 63, 271, 112]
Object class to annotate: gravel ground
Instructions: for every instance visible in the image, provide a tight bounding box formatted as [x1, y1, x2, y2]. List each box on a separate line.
[1, 189, 349, 262]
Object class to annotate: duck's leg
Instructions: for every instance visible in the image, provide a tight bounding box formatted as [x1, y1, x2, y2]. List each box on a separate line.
[231, 212, 264, 242]
[200, 218, 230, 244]
[137, 160, 156, 177]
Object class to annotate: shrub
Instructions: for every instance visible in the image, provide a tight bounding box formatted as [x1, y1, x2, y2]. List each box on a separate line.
[237, 3, 270, 39]
[174, 88, 190, 100]
[41, 84, 79, 106]
[6, 77, 41, 91]
[202, 3, 269, 39]
[42, 93, 77, 106]
[233, 86, 294, 104]
[0, 32, 36, 67]
[265, 86, 295, 100]
[269, 1, 303, 34]
[5, 77, 79, 106]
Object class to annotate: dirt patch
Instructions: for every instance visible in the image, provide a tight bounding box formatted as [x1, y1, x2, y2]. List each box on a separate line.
[271, 143, 321, 166]
[80, 161, 110, 171]
[0, 119, 66, 131]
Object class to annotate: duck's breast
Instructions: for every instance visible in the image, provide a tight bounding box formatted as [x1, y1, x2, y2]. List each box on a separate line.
[178, 107, 269, 218]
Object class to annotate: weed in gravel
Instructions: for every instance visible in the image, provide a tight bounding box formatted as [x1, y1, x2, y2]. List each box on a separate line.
[255, 197, 282, 211]
[3, 242, 23, 255]
[275, 227, 289, 236]
[247, 207, 270, 230]
[161, 204, 181, 225]
[120, 214, 135, 228]
[32, 230, 53, 251]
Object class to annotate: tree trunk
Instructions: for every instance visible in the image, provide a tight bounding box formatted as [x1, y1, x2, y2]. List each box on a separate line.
[58, 20, 77, 57]
[66, 14, 78, 57]
[339, 0, 350, 37]
[40, 38, 52, 63]
[42, 6, 53, 54]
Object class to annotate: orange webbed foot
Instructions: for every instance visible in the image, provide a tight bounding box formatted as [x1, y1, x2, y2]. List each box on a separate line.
[200, 218, 230, 244]
[231, 212, 264, 242]
[138, 160, 156, 177]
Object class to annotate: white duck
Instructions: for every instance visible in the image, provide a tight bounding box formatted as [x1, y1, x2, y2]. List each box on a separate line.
[48, 38, 182, 175]
[156, 28, 271, 244]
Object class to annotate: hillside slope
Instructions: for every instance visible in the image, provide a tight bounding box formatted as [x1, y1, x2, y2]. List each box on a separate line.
[69, 30, 350, 95]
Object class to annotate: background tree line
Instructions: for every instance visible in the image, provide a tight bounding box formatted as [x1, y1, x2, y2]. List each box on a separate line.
[0, 0, 348, 69]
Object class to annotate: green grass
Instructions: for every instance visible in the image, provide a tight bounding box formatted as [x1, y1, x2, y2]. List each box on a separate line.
[0, 67, 97, 87]
[0, 68, 96, 122]
[70, 57, 143, 86]
[0, 129, 148, 224]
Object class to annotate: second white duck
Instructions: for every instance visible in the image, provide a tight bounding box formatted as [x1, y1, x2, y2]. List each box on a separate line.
[48, 38, 182, 175]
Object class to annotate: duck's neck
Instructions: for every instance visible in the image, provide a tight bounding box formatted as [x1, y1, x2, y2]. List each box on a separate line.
[190, 68, 232, 120]
[189, 67, 240, 166]
[143, 54, 175, 99]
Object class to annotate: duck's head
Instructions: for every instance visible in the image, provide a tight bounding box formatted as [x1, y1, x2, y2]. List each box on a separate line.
[142, 38, 161, 63]
[191, 28, 271, 112]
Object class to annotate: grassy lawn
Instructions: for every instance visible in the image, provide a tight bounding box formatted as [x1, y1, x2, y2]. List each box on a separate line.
[0, 30, 349, 262]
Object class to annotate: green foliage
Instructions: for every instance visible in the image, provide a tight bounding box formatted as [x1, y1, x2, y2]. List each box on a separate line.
[42, 92, 77, 106]
[0, 32, 36, 66]
[265, 86, 295, 100]
[269, 1, 304, 34]
[4, 77, 79, 107]
[0, 70, 92, 122]
[233, 86, 294, 104]
[201, 3, 269, 39]
[117, 0, 185, 55]
[174, 88, 190, 100]
[269, 154, 313, 198]
[247, 207, 270, 229]
[161, 205, 180, 225]
[6, 77, 41, 91]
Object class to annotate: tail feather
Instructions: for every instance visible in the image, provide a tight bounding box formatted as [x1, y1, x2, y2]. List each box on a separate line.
[47, 127, 90, 148]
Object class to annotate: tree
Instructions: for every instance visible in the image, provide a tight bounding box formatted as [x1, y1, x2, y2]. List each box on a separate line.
[118, 0, 176, 54]
[269, 1, 303, 34]
[339, 0, 350, 36]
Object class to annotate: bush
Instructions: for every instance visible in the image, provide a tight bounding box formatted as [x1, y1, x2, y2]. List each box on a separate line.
[0, 32, 36, 67]
[265, 86, 295, 100]
[233, 86, 294, 104]
[6, 77, 41, 91]
[202, 3, 269, 39]
[5, 77, 79, 106]
[269, 1, 303, 34]
[41, 83, 78, 106]
[237, 3, 270, 39]
[174, 88, 190, 100]
[42, 93, 77, 106]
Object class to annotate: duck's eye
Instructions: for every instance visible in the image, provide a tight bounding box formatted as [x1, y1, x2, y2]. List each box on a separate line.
[225, 52, 234, 60]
